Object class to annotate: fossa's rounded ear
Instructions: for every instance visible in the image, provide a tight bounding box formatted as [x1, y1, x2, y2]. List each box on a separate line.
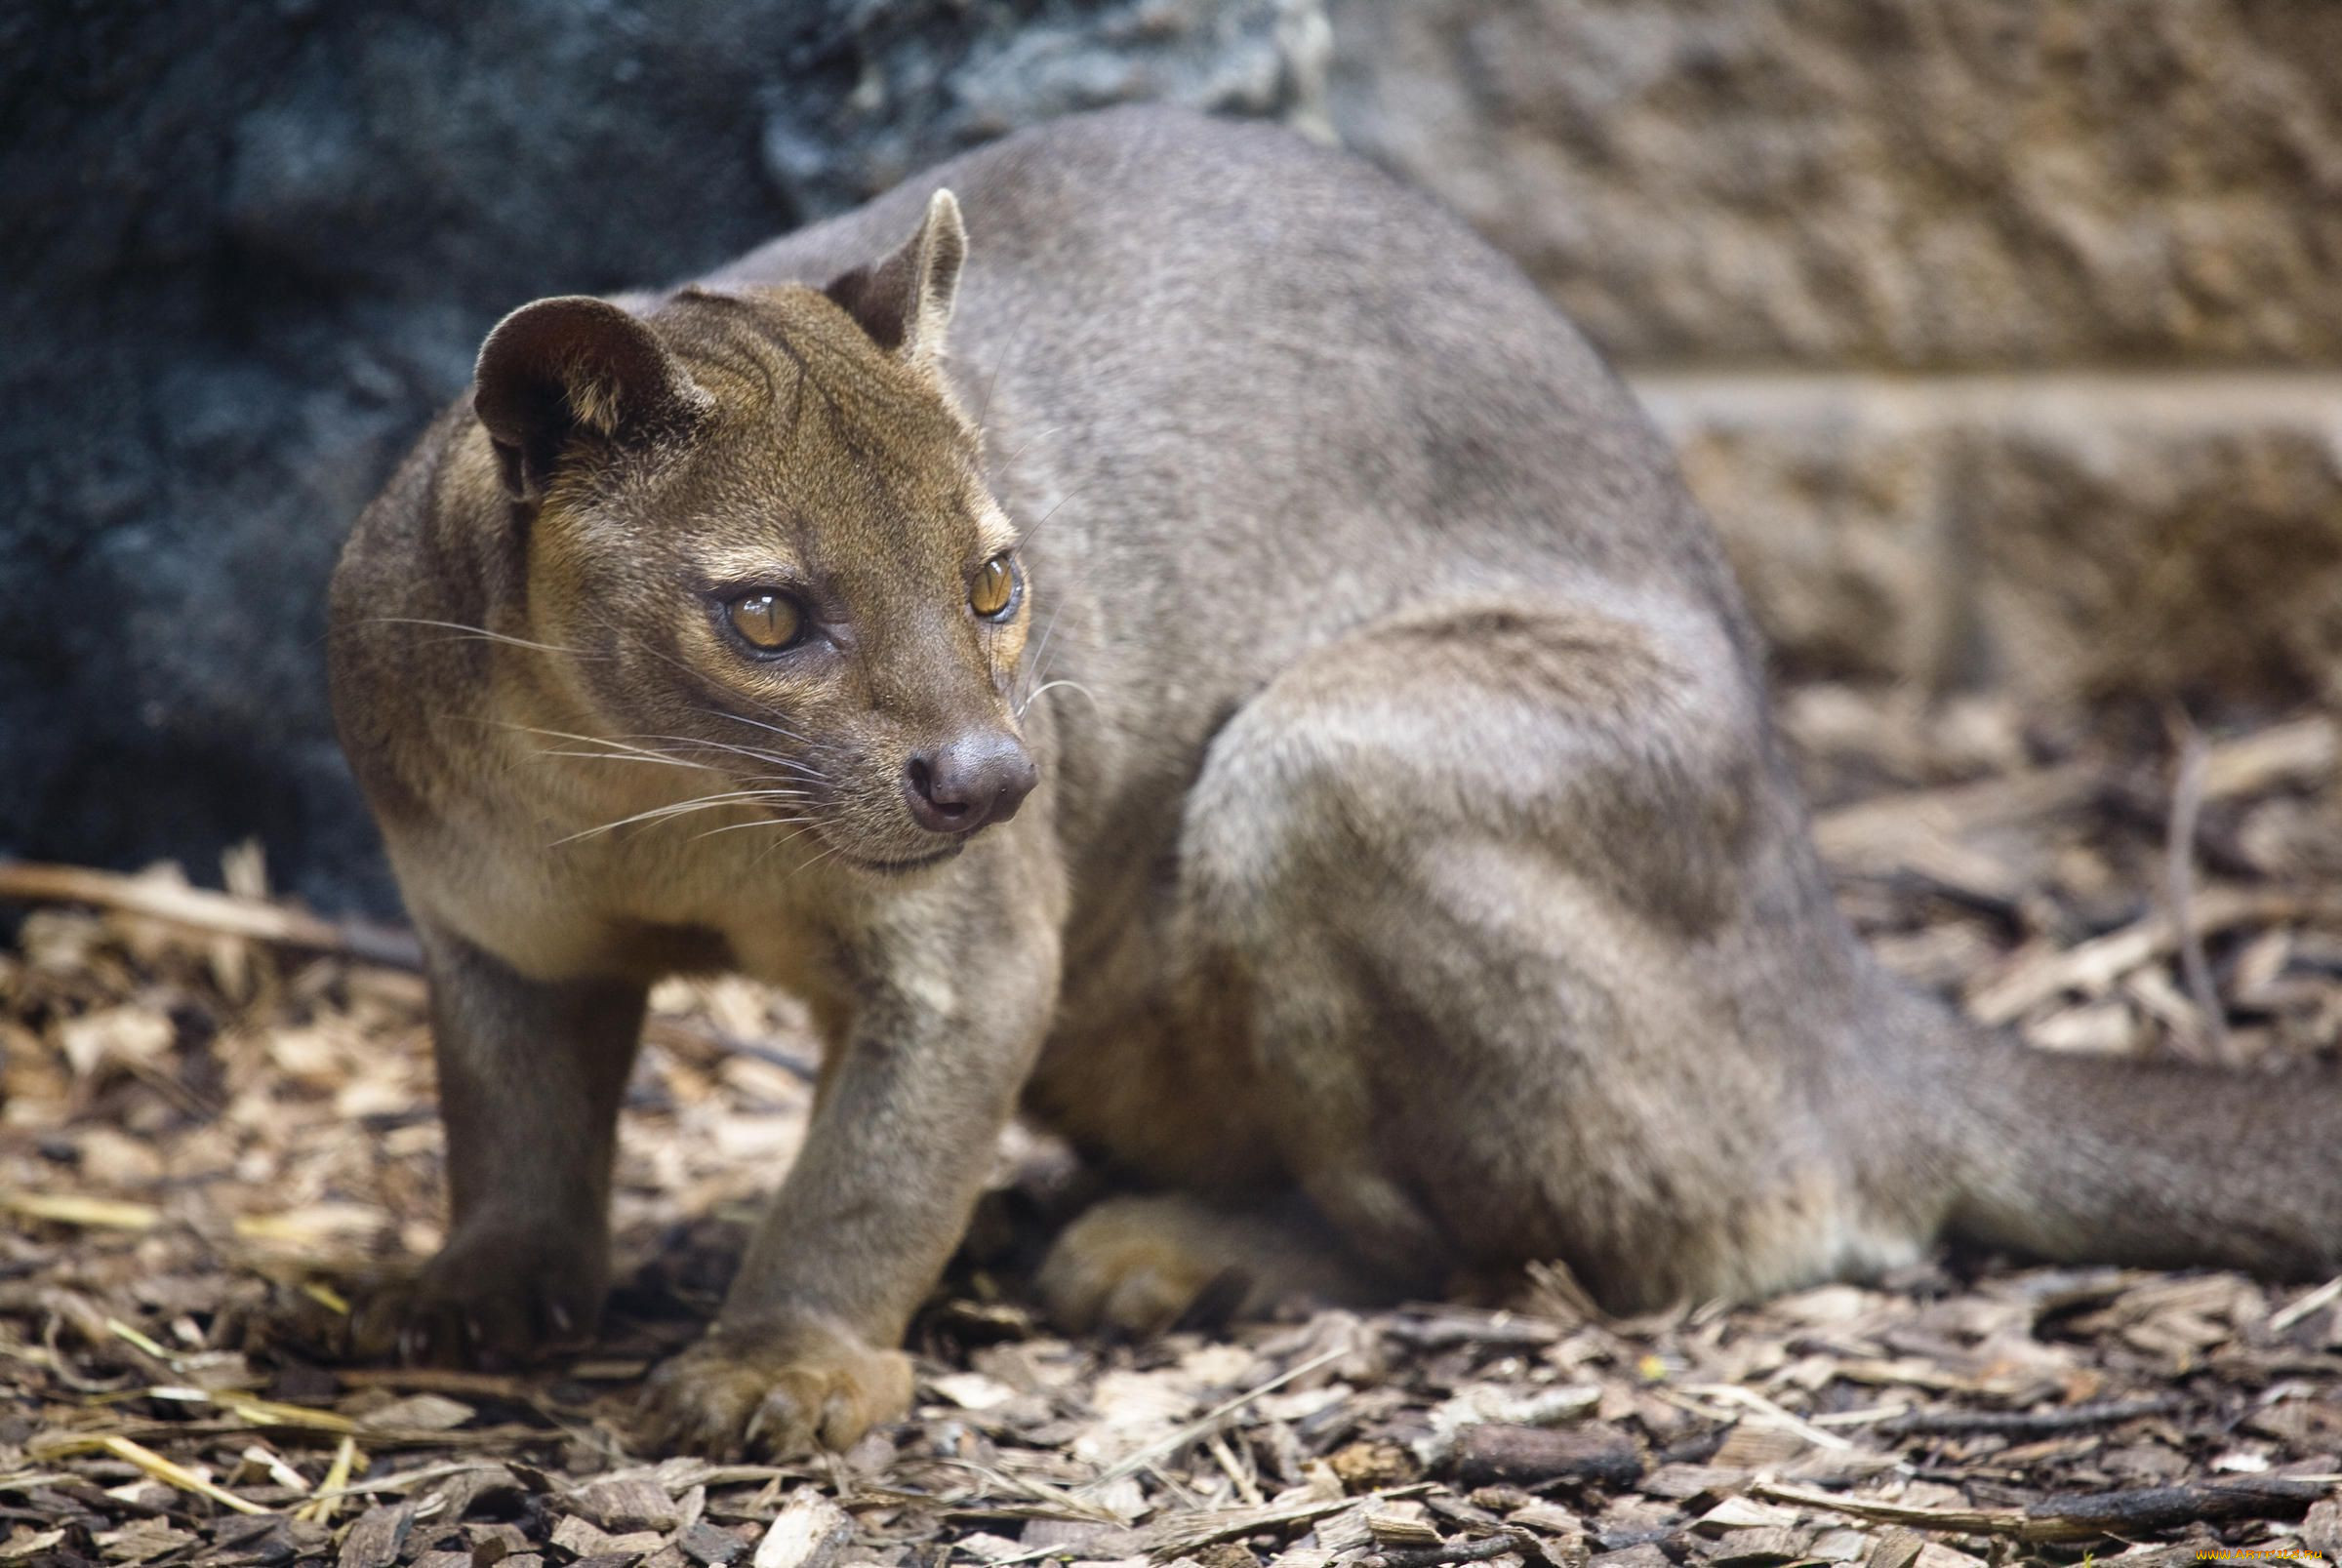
[823, 188, 966, 368]
[472, 297, 709, 502]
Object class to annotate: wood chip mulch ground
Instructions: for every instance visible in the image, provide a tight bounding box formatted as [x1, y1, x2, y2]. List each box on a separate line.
[1, 681, 2339, 1568]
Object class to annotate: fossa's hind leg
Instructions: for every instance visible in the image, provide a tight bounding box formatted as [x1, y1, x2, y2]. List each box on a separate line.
[1036, 1191, 1390, 1336]
[1170, 595, 1932, 1312]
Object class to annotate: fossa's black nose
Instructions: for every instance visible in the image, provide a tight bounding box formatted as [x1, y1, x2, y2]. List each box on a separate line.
[905, 731, 1037, 834]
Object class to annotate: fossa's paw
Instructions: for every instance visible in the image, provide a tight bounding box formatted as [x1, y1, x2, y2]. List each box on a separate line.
[1036, 1195, 1254, 1337]
[635, 1316, 912, 1458]
[350, 1227, 604, 1370]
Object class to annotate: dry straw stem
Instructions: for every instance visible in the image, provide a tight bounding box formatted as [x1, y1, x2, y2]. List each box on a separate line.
[1081, 1343, 1352, 1490]
[0, 860, 422, 969]
[1751, 1476, 2328, 1546]
[1813, 714, 2335, 868]
[60, 1434, 276, 1515]
[1139, 1483, 1437, 1557]
[1965, 886, 2342, 1025]
[297, 1434, 359, 1524]
[2163, 714, 2232, 1062]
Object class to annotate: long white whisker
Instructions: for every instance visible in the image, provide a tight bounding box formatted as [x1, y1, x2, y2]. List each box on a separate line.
[1018, 591, 1078, 709]
[487, 718, 821, 784]
[995, 424, 1066, 471]
[485, 721, 707, 765]
[620, 733, 826, 781]
[367, 617, 594, 658]
[1012, 479, 1095, 555]
[746, 818, 830, 874]
[491, 725, 736, 780]
[698, 708, 815, 746]
[688, 816, 822, 843]
[974, 302, 1039, 444]
[548, 789, 814, 846]
[785, 840, 852, 883]
[534, 749, 710, 771]
[611, 629, 809, 727]
[1017, 678, 1099, 717]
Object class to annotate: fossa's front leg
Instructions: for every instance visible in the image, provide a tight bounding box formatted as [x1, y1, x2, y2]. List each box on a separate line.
[638, 864, 1062, 1457]
[353, 921, 645, 1367]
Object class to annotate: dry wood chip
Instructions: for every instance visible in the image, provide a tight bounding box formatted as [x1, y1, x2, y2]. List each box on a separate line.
[410, 1553, 473, 1568]
[1583, 1546, 1668, 1568]
[1418, 1499, 1506, 1543]
[678, 1521, 751, 1567]
[569, 1475, 684, 1534]
[1708, 1423, 1818, 1472]
[1313, 1502, 1378, 1553]
[750, 1489, 852, 1568]
[467, 1521, 532, 1557]
[1775, 1452, 1900, 1491]
[2300, 1498, 2342, 1562]
[355, 1392, 475, 1432]
[1022, 1518, 1136, 1556]
[422, 1465, 522, 1525]
[1805, 1529, 1869, 1563]
[1416, 1387, 1603, 1467]
[553, 1514, 668, 1558]
[1706, 1526, 1814, 1566]
[1363, 1535, 1534, 1568]
[1637, 1465, 1746, 1503]
[1364, 1508, 1441, 1547]
[199, 1514, 334, 1567]
[95, 1517, 195, 1564]
[551, 1516, 616, 1555]
[337, 1502, 416, 1568]
[1328, 1443, 1419, 1491]
[1861, 1528, 1921, 1568]
[1695, 1499, 1800, 1534]
[1503, 1503, 1580, 1540]
[929, 1372, 1019, 1412]
[1142, 1488, 1434, 1558]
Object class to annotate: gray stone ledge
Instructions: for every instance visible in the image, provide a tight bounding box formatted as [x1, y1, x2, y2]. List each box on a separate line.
[1630, 372, 2342, 702]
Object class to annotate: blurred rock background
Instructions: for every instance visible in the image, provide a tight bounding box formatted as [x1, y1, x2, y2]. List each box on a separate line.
[5, 0, 2337, 909]
[1332, 2, 2342, 711]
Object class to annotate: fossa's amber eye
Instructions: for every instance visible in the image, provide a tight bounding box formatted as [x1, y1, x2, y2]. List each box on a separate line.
[971, 554, 1018, 620]
[728, 592, 803, 651]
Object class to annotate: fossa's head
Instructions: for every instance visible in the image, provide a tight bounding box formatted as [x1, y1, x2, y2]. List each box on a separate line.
[469, 192, 1037, 875]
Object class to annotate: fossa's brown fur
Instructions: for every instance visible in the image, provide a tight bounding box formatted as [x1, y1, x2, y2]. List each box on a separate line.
[330, 107, 2341, 1458]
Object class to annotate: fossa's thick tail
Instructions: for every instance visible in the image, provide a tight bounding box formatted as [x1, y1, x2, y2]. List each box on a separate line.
[1939, 1030, 2341, 1278]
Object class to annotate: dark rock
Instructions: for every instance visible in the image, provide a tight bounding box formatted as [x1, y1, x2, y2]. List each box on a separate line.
[1, 0, 1324, 910]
